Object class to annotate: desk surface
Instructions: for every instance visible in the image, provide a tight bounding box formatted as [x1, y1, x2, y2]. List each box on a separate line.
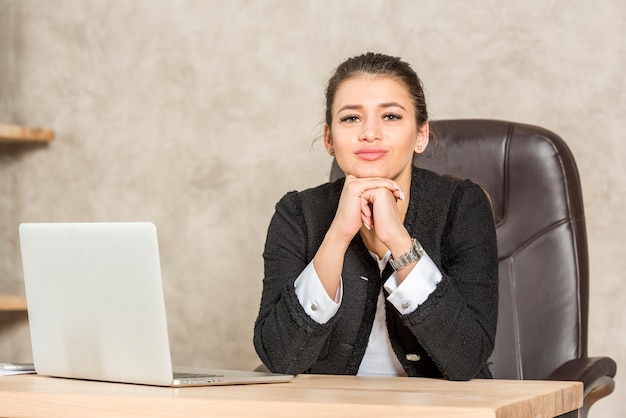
[0, 373, 582, 417]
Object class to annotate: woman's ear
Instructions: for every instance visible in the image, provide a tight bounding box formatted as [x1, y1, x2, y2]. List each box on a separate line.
[414, 121, 430, 154]
[323, 124, 334, 156]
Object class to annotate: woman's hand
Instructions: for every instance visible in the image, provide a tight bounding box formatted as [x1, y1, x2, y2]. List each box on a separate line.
[315, 175, 410, 296]
[330, 175, 405, 244]
[360, 184, 408, 245]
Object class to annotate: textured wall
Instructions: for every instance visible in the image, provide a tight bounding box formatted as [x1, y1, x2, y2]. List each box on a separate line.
[1, 1, 623, 415]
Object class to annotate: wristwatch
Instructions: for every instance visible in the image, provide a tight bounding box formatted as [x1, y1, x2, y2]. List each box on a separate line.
[389, 238, 424, 271]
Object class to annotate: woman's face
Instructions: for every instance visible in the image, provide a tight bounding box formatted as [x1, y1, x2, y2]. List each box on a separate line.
[324, 75, 428, 182]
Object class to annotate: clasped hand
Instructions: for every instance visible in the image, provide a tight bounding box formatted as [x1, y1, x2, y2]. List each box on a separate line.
[332, 175, 407, 246]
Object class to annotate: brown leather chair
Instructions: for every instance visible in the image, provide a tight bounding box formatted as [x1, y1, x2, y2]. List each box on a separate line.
[330, 119, 617, 417]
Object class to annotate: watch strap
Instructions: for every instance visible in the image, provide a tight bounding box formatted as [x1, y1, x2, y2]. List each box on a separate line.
[389, 238, 424, 271]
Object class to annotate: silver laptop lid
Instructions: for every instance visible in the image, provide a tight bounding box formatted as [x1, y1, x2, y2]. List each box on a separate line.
[20, 222, 174, 386]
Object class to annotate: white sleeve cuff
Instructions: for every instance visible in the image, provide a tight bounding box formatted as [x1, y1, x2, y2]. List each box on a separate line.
[294, 261, 342, 324]
[384, 252, 442, 315]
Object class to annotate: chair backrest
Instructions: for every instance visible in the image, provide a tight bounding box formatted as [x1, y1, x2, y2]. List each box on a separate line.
[330, 119, 588, 380]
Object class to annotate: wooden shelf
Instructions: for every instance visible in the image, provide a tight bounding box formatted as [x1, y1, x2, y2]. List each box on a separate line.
[0, 295, 27, 311]
[1, 123, 51, 310]
[0, 123, 49, 311]
[0, 123, 54, 143]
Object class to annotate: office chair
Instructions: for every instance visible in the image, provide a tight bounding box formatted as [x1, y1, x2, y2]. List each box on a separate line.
[330, 119, 617, 417]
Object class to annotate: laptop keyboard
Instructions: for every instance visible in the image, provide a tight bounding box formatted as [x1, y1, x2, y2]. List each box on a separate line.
[174, 372, 220, 379]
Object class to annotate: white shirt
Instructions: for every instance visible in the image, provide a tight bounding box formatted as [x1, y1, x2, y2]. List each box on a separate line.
[294, 249, 442, 376]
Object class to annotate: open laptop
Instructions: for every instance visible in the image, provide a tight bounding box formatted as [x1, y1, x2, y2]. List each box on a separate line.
[18, 222, 293, 387]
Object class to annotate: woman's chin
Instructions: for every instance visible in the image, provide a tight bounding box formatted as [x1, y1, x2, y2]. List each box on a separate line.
[343, 166, 388, 179]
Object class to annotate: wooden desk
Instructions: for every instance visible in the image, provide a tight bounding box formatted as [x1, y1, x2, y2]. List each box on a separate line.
[0, 374, 581, 417]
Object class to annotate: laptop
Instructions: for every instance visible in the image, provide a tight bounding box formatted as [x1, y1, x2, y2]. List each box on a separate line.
[18, 222, 293, 387]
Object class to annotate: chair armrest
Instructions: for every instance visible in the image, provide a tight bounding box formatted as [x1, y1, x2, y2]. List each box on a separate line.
[549, 356, 617, 418]
[548, 356, 616, 391]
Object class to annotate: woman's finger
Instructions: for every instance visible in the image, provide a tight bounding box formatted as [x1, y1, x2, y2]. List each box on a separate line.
[360, 197, 372, 229]
[346, 175, 404, 199]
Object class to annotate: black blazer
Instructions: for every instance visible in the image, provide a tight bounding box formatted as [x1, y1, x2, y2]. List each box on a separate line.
[254, 168, 498, 380]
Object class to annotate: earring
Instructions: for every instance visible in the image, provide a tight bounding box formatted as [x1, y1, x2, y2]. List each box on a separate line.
[329, 148, 335, 156]
[417, 144, 423, 151]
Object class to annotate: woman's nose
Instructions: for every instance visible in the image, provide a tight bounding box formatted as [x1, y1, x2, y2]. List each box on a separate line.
[359, 119, 382, 142]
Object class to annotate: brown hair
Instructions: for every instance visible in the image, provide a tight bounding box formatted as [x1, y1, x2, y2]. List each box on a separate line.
[324, 52, 428, 128]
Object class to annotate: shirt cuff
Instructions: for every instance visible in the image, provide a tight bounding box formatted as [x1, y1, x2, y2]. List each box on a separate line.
[384, 252, 442, 315]
[294, 261, 342, 324]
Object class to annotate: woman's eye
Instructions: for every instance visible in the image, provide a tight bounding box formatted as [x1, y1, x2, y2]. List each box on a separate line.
[339, 115, 360, 123]
[383, 113, 402, 121]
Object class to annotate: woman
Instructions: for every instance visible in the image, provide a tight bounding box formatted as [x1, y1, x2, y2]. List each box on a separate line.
[253, 52, 498, 380]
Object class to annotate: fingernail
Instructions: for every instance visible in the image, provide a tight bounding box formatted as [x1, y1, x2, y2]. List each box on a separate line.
[400, 190, 405, 202]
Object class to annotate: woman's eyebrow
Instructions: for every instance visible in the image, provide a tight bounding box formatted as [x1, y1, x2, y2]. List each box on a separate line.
[379, 102, 406, 110]
[337, 104, 362, 113]
[337, 102, 406, 113]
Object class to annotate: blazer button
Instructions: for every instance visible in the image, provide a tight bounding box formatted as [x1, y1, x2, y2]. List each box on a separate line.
[406, 354, 421, 362]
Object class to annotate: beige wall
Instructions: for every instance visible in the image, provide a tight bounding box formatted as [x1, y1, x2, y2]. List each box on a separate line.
[1, 0, 623, 415]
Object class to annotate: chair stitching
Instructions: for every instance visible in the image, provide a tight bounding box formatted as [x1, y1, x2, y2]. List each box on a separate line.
[495, 122, 514, 228]
[552, 143, 584, 359]
[498, 218, 570, 261]
[508, 256, 524, 379]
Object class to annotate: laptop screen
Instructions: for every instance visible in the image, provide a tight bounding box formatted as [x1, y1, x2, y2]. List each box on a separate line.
[20, 222, 174, 385]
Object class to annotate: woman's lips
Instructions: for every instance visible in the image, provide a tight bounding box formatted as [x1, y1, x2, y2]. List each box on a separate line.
[355, 148, 388, 161]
